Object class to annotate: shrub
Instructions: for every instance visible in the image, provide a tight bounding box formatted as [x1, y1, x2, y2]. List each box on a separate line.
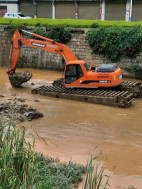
[2, 18, 142, 28]
[32, 26, 72, 43]
[86, 27, 142, 61]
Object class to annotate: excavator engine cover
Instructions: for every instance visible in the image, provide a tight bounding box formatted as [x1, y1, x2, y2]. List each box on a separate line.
[97, 63, 118, 72]
[9, 71, 32, 87]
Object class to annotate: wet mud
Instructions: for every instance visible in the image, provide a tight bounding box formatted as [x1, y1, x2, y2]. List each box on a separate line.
[0, 96, 43, 124]
[1, 70, 43, 123]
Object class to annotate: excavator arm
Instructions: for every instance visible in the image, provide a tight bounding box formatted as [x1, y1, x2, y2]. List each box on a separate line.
[7, 29, 78, 74]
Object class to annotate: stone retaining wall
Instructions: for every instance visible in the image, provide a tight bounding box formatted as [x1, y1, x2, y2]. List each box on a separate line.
[0, 26, 142, 77]
[0, 26, 11, 68]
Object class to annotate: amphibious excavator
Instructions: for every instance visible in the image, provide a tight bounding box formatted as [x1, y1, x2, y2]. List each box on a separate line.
[7, 29, 142, 107]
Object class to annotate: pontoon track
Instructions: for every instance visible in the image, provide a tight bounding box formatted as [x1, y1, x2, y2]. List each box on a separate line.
[32, 85, 134, 108]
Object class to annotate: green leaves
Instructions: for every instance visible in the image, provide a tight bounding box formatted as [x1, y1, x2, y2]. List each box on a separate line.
[33, 155, 86, 189]
[0, 118, 34, 189]
[87, 27, 142, 61]
[32, 27, 72, 43]
[0, 117, 86, 189]
[46, 27, 72, 43]
[83, 155, 110, 189]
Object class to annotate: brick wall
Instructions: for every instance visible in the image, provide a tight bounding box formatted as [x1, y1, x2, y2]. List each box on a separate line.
[0, 26, 11, 68]
[1, 26, 142, 77]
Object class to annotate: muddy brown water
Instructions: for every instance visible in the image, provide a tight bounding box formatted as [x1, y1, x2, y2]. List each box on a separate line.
[1, 67, 142, 188]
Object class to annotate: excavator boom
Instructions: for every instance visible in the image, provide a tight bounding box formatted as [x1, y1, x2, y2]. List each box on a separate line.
[8, 29, 78, 74]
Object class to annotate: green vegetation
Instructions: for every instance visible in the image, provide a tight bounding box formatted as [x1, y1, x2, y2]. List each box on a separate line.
[0, 116, 86, 189]
[87, 27, 142, 61]
[33, 155, 86, 189]
[1, 109, 142, 189]
[0, 118, 34, 189]
[0, 115, 111, 189]
[83, 156, 110, 189]
[32, 27, 72, 43]
[0, 114, 139, 189]
[1, 18, 142, 28]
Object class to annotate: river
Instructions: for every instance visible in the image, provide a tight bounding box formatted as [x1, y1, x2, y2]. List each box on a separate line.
[1, 67, 142, 189]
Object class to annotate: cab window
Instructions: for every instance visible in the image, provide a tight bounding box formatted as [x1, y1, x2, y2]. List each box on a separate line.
[84, 63, 89, 71]
[65, 64, 83, 84]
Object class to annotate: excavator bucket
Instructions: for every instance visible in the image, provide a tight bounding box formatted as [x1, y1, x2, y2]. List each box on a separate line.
[9, 71, 32, 87]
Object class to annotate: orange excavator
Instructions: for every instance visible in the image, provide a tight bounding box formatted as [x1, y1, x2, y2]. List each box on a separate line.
[8, 29, 123, 88]
[7, 29, 142, 107]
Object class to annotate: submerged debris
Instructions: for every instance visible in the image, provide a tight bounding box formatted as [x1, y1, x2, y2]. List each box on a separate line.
[9, 71, 32, 87]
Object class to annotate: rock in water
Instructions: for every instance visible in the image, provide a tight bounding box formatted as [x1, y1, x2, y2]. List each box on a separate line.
[9, 71, 32, 87]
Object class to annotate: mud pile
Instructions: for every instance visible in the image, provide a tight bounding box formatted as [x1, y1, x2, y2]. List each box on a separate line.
[9, 71, 32, 87]
[0, 97, 43, 124]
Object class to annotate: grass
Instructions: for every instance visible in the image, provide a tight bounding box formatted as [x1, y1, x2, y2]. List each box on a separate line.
[33, 155, 86, 189]
[83, 155, 110, 189]
[0, 116, 34, 189]
[0, 115, 86, 189]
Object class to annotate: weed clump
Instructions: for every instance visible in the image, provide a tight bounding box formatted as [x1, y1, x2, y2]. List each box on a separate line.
[0, 116, 86, 189]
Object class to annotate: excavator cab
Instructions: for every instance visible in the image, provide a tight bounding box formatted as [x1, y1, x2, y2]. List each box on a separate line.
[65, 63, 84, 84]
[64, 61, 123, 88]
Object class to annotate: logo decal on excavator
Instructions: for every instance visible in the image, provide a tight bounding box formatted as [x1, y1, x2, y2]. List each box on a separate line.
[46, 44, 57, 48]
[32, 42, 46, 48]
